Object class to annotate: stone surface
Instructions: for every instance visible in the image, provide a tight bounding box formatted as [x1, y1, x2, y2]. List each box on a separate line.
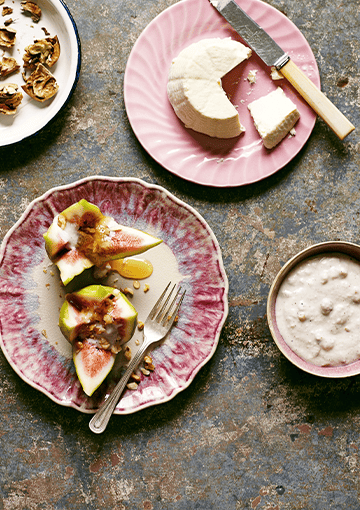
[0, 0, 359, 508]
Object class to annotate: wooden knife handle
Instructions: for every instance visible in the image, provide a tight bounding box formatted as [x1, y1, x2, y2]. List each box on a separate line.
[280, 59, 355, 140]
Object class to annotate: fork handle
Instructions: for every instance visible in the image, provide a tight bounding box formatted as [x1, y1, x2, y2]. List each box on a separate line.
[89, 341, 150, 434]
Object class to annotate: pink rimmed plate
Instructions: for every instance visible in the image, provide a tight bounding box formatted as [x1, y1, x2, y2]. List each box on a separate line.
[0, 177, 228, 414]
[124, 0, 320, 187]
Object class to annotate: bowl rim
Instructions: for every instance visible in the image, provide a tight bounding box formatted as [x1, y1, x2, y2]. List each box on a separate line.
[267, 241, 360, 378]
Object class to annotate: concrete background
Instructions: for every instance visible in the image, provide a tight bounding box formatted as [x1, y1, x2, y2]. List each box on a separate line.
[0, 0, 359, 508]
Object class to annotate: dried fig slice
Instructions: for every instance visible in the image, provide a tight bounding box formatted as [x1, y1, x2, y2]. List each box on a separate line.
[21, 1, 41, 22]
[23, 35, 60, 68]
[0, 26, 16, 47]
[22, 63, 59, 102]
[0, 56, 20, 77]
[0, 83, 22, 115]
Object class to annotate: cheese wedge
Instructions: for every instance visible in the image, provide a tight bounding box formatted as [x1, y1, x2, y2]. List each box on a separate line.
[167, 38, 252, 138]
[248, 87, 300, 149]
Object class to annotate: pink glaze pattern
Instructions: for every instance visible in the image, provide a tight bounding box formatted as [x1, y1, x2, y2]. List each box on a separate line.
[124, 0, 320, 187]
[0, 177, 228, 414]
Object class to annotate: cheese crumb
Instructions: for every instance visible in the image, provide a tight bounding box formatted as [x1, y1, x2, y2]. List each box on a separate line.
[270, 67, 284, 80]
[247, 69, 257, 84]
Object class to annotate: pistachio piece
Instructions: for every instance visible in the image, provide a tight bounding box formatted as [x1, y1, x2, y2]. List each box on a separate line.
[0, 56, 20, 77]
[23, 35, 60, 68]
[0, 83, 22, 115]
[21, 1, 41, 22]
[0, 26, 15, 47]
[22, 63, 59, 102]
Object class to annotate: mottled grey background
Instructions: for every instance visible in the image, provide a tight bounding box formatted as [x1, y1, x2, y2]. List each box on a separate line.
[0, 0, 359, 508]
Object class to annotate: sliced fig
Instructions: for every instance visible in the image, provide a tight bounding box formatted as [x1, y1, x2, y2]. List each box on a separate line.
[73, 340, 116, 397]
[44, 199, 162, 285]
[59, 284, 138, 396]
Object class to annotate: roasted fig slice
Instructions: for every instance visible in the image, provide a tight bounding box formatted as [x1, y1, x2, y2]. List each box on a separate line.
[44, 199, 162, 285]
[0, 56, 20, 77]
[0, 83, 22, 115]
[22, 63, 58, 102]
[21, 1, 41, 22]
[59, 285, 138, 396]
[23, 35, 60, 68]
[0, 26, 16, 47]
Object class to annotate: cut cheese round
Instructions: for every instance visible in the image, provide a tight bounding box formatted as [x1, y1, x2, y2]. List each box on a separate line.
[167, 38, 252, 139]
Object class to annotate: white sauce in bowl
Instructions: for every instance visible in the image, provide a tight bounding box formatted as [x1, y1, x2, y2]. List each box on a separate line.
[275, 253, 360, 366]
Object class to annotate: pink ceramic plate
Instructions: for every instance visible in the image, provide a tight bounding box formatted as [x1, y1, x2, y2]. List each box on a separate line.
[0, 177, 228, 414]
[124, 0, 320, 187]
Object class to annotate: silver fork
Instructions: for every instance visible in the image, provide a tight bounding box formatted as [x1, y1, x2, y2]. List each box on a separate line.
[89, 282, 185, 434]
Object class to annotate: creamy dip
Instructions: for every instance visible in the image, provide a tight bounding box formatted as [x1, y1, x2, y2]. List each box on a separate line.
[275, 253, 360, 366]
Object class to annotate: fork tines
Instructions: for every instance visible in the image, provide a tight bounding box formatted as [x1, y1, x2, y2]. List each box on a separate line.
[150, 282, 185, 325]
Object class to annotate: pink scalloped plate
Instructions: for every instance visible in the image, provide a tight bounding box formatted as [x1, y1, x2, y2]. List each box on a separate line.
[124, 0, 320, 187]
[0, 177, 228, 414]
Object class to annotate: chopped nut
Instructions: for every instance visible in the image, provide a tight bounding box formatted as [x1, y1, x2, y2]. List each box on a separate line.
[123, 287, 134, 297]
[110, 344, 121, 355]
[2, 6, 13, 16]
[144, 355, 153, 364]
[137, 321, 144, 331]
[23, 36, 60, 68]
[22, 63, 59, 102]
[75, 341, 84, 352]
[0, 56, 20, 77]
[4, 18, 13, 26]
[21, 1, 41, 22]
[130, 372, 141, 383]
[41, 329, 47, 338]
[124, 346, 132, 361]
[0, 26, 16, 47]
[103, 313, 113, 324]
[144, 354, 155, 371]
[133, 280, 140, 289]
[135, 339, 140, 346]
[144, 284, 150, 293]
[57, 214, 66, 229]
[0, 83, 22, 115]
[126, 382, 138, 390]
[99, 338, 110, 350]
[140, 367, 150, 376]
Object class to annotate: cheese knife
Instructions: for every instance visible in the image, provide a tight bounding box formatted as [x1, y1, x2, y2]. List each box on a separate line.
[209, 0, 355, 140]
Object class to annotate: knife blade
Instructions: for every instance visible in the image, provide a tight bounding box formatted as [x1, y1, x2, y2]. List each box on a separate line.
[209, 0, 355, 140]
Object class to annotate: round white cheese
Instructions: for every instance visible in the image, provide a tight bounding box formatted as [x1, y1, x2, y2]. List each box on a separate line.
[167, 38, 252, 139]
